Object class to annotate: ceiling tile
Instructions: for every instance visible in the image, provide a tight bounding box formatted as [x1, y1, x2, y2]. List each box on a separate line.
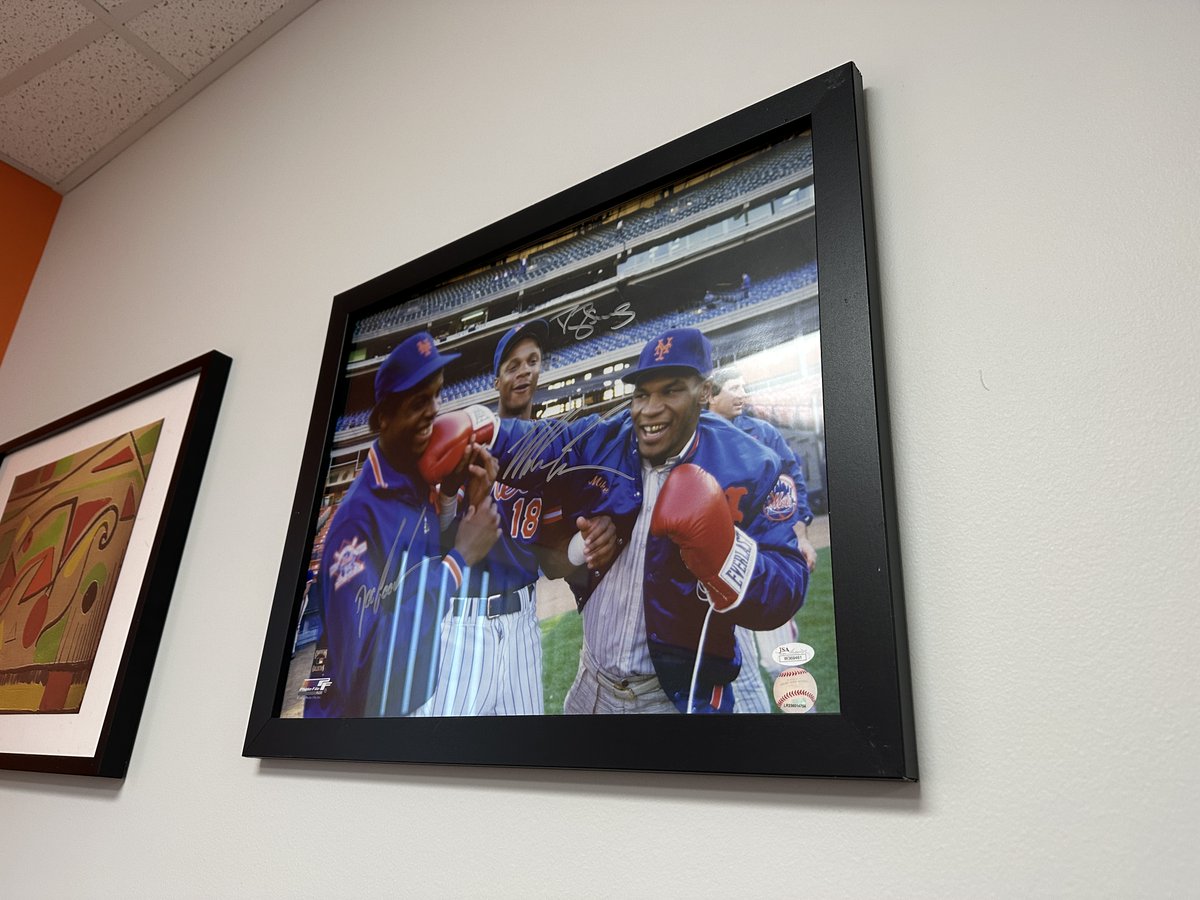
[0, 32, 177, 184]
[0, 0, 95, 81]
[124, 0, 287, 78]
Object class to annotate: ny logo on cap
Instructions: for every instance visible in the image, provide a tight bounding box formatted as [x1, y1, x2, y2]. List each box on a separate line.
[653, 337, 673, 361]
[417, 338, 434, 357]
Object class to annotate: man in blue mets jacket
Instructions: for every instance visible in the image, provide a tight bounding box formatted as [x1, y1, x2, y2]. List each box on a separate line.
[708, 365, 819, 709]
[306, 331, 500, 719]
[419, 327, 809, 713]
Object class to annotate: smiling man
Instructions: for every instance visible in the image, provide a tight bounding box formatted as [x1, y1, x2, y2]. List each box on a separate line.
[495, 321, 544, 419]
[419, 327, 810, 713]
[305, 331, 500, 719]
[422, 320, 555, 716]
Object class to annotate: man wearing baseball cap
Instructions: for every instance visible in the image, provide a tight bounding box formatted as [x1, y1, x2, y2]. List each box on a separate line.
[306, 331, 500, 719]
[418, 326, 809, 714]
[421, 320, 554, 716]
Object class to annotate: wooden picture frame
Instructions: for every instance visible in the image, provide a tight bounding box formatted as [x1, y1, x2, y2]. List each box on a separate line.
[0, 352, 230, 777]
[245, 62, 915, 779]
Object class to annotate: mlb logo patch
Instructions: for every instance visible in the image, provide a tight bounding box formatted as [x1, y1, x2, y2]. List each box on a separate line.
[329, 536, 368, 589]
[764, 474, 798, 522]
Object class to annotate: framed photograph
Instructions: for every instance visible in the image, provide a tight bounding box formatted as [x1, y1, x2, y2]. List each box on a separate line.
[245, 62, 915, 779]
[0, 351, 230, 777]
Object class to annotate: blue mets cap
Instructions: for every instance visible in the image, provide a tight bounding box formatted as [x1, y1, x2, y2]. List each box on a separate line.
[622, 327, 713, 384]
[493, 319, 549, 376]
[374, 331, 460, 404]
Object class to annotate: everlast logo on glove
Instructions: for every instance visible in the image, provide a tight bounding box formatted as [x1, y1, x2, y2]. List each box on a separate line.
[462, 404, 498, 446]
[714, 527, 758, 612]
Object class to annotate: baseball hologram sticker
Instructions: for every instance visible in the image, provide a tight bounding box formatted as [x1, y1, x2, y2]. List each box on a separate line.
[773, 667, 818, 713]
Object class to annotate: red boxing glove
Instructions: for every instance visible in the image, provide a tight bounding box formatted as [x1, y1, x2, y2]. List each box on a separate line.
[417, 405, 497, 485]
[650, 463, 758, 612]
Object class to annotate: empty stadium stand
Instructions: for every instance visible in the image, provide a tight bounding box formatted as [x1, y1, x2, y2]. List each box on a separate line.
[335, 262, 818, 438]
[352, 137, 813, 342]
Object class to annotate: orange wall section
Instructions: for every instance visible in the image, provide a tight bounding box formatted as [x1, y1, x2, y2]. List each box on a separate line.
[0, 162, 61, 363]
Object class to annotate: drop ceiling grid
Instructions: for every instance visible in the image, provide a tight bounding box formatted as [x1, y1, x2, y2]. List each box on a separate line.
[0, 0, 94, 79]
[0, 31, 176, 183]
[0, 0, 315, 192]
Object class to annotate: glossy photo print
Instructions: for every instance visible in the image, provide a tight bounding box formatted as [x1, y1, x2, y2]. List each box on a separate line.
[246, 64, 916, 778]
[280, 130, 837, 722]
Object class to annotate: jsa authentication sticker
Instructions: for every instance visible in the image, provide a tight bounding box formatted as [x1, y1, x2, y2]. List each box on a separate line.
[771, 642, 815, 667]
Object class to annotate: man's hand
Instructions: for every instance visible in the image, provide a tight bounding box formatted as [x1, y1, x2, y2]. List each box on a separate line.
[463, 447, 499, 511]
[454, 495, 501, 567]
[437, 444, 498, 533]
[438, 439, 476, 499]
[533, 514, 617, 579]
[797, 536, 817, 572]
[650, 464, 758, 612]
[576, 515, 618, 570]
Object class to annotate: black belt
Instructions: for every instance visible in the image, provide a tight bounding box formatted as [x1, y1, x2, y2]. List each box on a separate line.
[450, 586, 528, 619]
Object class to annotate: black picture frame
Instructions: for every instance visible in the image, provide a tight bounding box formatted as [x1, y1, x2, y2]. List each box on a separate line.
[244, 62, 915, 779]
[0, 351, 230, 778]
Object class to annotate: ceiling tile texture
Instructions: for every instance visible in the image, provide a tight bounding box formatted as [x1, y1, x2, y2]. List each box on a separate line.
[0, 0, 317, 192]
[126, 0, 287, 78]
[0, 31, 176, 183]
[0, 0, 94, 79]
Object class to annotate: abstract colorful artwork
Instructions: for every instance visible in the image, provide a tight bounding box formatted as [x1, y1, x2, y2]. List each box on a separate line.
[0, 421, 163, 714]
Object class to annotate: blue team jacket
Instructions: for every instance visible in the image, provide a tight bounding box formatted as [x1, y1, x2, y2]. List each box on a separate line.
[456, 481, 542, 597]
[494, 410, 808, 713]
[732, 413, 814, 525]
[307, 444, 464, 718]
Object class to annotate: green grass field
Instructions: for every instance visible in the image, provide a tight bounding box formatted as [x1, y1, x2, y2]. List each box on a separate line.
[539, 546, 838, 714]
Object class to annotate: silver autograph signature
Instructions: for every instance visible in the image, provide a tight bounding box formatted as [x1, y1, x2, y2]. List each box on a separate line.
[553, 300, 636, 341]
[501, 399, 636, 486]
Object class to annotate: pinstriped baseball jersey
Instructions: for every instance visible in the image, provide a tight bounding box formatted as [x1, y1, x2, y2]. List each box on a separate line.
[580, 447, 680, 682]
[425, 458, 545, 716]
[731, 626, 773, 714]
[420, 585, 542, 716]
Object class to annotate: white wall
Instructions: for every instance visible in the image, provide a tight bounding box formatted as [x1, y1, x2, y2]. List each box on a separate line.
[2, 1, 1197, 895]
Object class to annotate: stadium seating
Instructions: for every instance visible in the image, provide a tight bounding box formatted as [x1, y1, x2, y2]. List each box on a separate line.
[352, 138, 814, 341]
[336, 262, 818, 437]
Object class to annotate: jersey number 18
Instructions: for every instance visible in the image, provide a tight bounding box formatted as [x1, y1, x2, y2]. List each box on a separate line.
[509, 497, 541, 540]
